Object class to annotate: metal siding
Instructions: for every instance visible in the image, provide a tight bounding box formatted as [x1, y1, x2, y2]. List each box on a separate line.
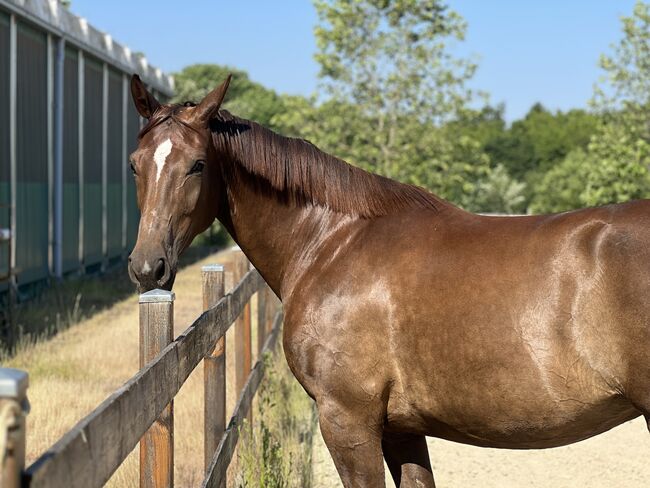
[107, 68, 122, 257]
[0, 12, 10, 281]
[15, 21, 48, 285]
[0, 6, 172, 296]
[82, 55, 103, 266]
[62, 46, 79, 273]
[126, 100, 140, 250]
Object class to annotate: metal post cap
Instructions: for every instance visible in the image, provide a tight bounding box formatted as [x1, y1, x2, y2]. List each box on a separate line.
[139, 289, 175, 303]
[0, 368, 28, 399]
[202, 264, 224, 272]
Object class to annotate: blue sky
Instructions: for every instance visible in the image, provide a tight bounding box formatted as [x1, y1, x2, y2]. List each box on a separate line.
[70, 0, 637, 121]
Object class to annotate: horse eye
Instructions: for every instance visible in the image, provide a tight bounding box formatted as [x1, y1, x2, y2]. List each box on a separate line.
[129, 162, 137, 175]
[188, 160, 205, 175]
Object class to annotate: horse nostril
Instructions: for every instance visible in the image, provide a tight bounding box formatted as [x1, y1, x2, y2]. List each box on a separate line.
[154, 258, 166, 283]
[127, 257, 137, 284]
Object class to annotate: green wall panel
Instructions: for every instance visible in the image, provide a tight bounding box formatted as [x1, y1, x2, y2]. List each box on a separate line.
[0, 183, 8, 280]
[15, 22, 48, 285]
[15, 183, 48, 284]
[0, 14, 10, 282]
[83, 56, 103, 266]
[106, 183, 122, 257]
[107, 69, 123, 258]
[62, 47, 79, 273]
[62, 184, 79, 272]
[83, 183, 102, 266]
[126, 101, 140, 250]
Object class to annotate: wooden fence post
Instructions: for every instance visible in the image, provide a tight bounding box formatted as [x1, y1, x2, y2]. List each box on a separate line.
[257, 284, 267, 356]
[0, 368, 28, 488]
[202, 264, 226, 479]
[139, 289, 174, 488]
[234, 253, 253, 423]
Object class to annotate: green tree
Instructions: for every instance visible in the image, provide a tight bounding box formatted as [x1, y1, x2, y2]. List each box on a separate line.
[594, 1, 650, 121]
[488, 104, 598, 182]
[529, 149, 591, 214]
[274, 0, 497, 209]
[583, 1, 650, 207]
[530, 1, 650, 214]
[472, 164, 526, 214]
[581, 122, 650, 206]
[313, 0, 479, 179]
[172, 64, 286, 129]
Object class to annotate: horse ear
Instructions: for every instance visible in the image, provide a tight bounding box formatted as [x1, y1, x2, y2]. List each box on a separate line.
[130, 74, 161, 119]
[195, 74, 232, 126]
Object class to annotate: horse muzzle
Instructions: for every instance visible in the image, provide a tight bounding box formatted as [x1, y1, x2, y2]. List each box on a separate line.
[128, 249, 176, 292]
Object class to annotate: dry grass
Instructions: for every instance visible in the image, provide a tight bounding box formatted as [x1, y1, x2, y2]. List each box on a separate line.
[236, 343, 317, 487]
[3, 249, 304, 487]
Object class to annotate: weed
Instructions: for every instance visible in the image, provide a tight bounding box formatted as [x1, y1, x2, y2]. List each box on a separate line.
[236, 346, 317, 488]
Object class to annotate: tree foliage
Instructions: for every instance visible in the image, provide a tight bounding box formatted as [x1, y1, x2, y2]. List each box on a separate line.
[275, 0, 496, 209]
[473, 164, 527, 214]
[172, 64, 286, 129]
[529, 149, 590, 214]
[173, 1, 650, 218]
[531, 1, 650, 213]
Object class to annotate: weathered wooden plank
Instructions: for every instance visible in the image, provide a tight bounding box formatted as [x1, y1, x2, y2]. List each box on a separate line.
[257, 286, 267, 355]
[26, 270, 264, 488]
[202, 265, 226, 477]
[234, 256, 247, 397]
[201, 311, 283, 488]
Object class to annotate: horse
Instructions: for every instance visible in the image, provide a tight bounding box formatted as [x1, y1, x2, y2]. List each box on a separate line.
[127, 74, 650, 487]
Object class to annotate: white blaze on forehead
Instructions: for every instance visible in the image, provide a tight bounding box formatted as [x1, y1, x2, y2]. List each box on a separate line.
[153, 138, 173, 183]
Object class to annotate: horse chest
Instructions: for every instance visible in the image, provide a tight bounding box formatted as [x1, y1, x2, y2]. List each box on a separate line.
[282, 306, 391, 404]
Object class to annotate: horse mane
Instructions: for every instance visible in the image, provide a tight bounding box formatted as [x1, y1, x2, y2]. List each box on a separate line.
[210, 110, 449, 218]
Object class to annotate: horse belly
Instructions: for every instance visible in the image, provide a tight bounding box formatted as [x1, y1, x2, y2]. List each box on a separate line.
[386, 341, 640, 449]
[392, 390, 639, 449]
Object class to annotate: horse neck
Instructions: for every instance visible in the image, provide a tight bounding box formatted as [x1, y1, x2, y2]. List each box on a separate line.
[216, 162, 350, 300]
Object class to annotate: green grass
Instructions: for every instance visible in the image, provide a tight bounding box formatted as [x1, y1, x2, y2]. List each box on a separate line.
[237, 343, 317, 488]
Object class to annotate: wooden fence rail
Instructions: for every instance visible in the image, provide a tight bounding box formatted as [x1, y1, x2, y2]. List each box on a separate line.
[0, 251, 281, 488]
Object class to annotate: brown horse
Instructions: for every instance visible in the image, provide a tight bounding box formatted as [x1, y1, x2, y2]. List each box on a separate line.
[127, 74, 650, 487]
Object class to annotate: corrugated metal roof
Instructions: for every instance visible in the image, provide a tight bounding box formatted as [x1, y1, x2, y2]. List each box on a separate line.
[0, 0, 174, 95]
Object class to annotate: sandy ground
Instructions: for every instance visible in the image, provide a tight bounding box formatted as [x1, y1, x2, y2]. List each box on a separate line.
[312, 417, 650, 487]
[5, 249, 255, 487]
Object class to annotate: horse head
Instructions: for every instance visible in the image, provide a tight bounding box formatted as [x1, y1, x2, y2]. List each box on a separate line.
[127, 74, 231, 291]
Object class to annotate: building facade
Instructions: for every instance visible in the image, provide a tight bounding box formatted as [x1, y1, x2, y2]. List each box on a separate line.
[0, 0, 174, 295]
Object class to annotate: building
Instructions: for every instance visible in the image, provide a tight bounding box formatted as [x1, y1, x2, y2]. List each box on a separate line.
[0, 0, 174, 298]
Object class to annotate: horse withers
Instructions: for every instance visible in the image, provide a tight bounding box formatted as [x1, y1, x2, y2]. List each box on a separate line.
[127, 74, 650, 487]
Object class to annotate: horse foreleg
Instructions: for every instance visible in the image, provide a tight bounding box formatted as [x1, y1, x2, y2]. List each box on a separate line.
[382, 431, 435, 488]
[317, 399, 386, 487]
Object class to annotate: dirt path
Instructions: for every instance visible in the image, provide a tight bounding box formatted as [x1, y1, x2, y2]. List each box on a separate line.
[312, 417, 650, 487]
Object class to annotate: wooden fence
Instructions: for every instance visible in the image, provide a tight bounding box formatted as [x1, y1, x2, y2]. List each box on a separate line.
[0, 251, 281, 487]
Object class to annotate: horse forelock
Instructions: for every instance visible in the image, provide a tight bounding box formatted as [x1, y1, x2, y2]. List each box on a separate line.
[137, 103, 201, 141]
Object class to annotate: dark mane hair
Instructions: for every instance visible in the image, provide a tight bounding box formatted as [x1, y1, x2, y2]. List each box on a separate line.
[210, 111, 449, 218]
